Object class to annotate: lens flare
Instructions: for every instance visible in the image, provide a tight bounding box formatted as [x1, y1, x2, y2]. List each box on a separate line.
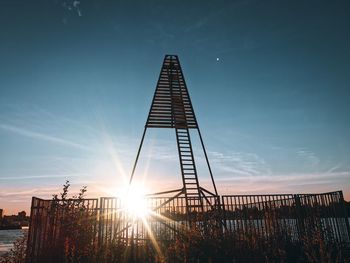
[120, 184, 149, 219]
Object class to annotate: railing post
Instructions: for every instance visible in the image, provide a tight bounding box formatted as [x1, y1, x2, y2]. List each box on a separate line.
[25, 197, 35, 263]
[339, 191, 350, 242]
[214, 195, 225, 236]
[219, 195, 226, 234]
[294, 194, 305, 241]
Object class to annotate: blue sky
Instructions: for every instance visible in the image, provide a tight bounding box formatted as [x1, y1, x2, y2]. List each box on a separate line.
[0, 0, 350, 214]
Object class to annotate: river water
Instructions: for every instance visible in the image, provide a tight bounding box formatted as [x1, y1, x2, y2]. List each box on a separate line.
[0, 228, 27, 256]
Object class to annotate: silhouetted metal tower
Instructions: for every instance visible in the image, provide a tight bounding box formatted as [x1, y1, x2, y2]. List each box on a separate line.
[129, 55, 218, 215]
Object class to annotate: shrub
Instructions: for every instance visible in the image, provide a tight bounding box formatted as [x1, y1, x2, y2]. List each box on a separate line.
[0, 234, 27, 263]
[32, 181, 97, 263]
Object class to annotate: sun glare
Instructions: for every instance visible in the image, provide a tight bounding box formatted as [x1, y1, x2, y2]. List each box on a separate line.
[120, 184, 149, 219]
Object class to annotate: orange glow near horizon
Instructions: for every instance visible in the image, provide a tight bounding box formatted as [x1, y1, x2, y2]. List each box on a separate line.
[2, 183, 349, 216]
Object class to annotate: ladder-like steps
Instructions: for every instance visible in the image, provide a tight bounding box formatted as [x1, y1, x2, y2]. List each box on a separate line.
[175, 127, 203, 213]
[168, 58, 204, 214]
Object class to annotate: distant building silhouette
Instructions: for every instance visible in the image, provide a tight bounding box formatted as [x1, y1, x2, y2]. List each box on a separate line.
[0, 209, 29, 229]
[18, 211, 26, 220]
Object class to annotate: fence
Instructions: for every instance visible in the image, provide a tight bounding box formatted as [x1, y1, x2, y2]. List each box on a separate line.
[26, 197, 99, 262]
[26, 191, 350, 262]
[222, 192, 350, 244]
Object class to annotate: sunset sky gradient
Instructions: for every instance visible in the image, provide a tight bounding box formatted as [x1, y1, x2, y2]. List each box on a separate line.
[1, 0, 350, 214]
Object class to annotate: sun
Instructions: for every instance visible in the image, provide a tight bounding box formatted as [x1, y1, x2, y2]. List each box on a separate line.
[120, 184, 149, 219]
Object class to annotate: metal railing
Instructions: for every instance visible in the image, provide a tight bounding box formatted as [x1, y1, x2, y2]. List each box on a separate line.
[26, 191, 350, 262]
[222, 192, 350, 244]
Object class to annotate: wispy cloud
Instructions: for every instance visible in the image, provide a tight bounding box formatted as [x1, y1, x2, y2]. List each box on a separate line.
[143, 138, 177, 161]
[209, 151, 271, 177]
[327, 163, 342, 173]
[0, 102, 110, 153]
[61, 0, 82, 17]
[297, 148, 320, 167]
[0, 173, 83, 180]
[0, 186, 59, 200]
[214, 171, 350, 195]
[185, 18, 209, 32]
[0, 123, 91, 151]
[184, 0, 252, 32]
